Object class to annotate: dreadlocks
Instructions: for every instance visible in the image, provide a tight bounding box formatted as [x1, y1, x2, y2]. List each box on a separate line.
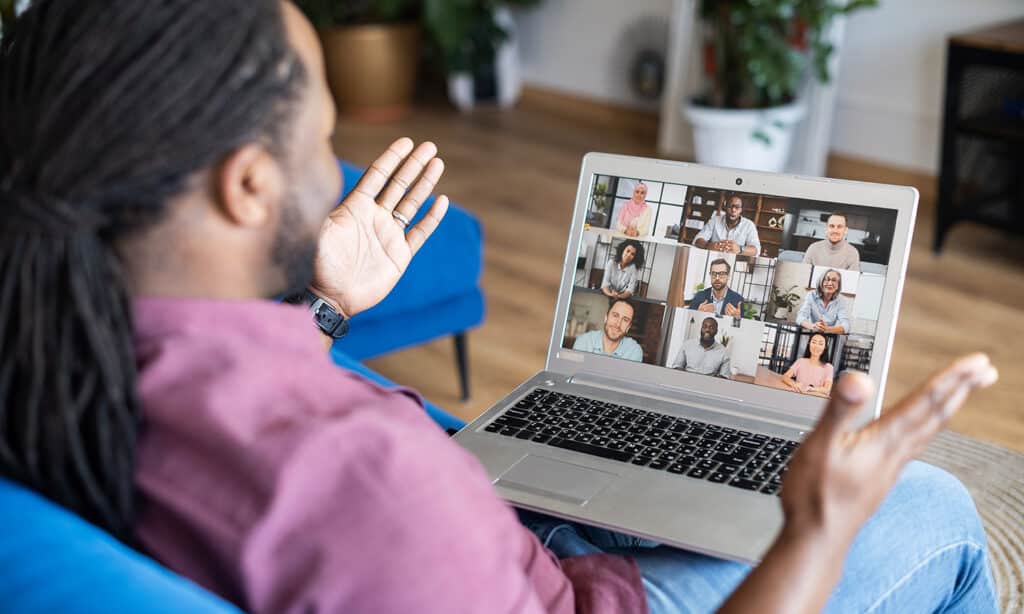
[0, 0, 306, 541]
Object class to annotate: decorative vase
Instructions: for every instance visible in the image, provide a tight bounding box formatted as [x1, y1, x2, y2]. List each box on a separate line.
[681, 101, 807, 172]
[320, 23, 420, 122]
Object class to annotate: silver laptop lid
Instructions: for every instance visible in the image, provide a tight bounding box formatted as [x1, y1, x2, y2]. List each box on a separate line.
[546, 153, 918, 430]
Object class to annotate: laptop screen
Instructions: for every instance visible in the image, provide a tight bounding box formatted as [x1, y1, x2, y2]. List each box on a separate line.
[561, 173, 900, 401]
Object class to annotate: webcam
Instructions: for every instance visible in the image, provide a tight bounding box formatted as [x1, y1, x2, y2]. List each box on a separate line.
[735, 177, 743, 186]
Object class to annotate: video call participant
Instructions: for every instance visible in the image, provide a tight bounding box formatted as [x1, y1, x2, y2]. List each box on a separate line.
[688, 258, 743, 317]
[803, 212, 861, 271]
[797, 269, 851, 335]
[670, 316, 731, 378]
[614, 181, 652, 237]
[693, 194, 761, 256]
[572, 299, 644, 362]
[781, 333, 835, 395]
[600, 239, 644, 300]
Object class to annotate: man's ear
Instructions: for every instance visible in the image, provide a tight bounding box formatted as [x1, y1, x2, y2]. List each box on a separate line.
[214, 143, 283, 228]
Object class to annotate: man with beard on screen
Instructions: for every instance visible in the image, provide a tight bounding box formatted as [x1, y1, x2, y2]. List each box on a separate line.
[572, 299, 644, 362]
[671, 316, 731, 378]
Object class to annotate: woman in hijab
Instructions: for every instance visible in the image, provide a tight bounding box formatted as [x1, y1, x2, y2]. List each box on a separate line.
[615, 181, 653, 237]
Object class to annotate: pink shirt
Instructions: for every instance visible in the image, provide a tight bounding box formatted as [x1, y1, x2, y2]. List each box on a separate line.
[132, 298, 645, 614]
[789, 358, 834, 389]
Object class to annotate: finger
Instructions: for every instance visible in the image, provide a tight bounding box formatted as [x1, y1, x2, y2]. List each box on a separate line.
[377, 141, 438, 211]
[353, 137, 415, 201]
[876, 353, 997, 457]
[393, 157, 445, 223]
[406, 195, 449, 255]
[808, 372, 874, 445]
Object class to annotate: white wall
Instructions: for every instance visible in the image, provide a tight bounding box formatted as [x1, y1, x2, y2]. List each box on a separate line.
[834, 0, 1024, 173]
[514, 0, 673, 111]
[514, 0, 1024, 174]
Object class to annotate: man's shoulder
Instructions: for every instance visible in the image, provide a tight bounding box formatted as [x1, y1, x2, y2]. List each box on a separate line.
[726, 288, 744, 302]
[620, 335, 642, 349]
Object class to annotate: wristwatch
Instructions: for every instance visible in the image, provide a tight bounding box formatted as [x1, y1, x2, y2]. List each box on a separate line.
[288, 289, 349, 339]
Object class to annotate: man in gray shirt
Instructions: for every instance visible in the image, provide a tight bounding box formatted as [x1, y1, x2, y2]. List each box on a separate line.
[803, 212, 861, 271]
[670, 316, 731, 378]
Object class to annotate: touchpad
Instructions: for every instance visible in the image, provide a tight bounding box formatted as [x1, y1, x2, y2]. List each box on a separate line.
[496, 455, 618, 505]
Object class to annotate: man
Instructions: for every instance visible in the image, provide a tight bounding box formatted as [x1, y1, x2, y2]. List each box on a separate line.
[693, 194, 761, 256]
[803, 212, 861, 271]
[573, 299, 644, 362]
[0, 2, 1000, 613]
[689, 258, 744, 317]
[670, 316, 731, 378]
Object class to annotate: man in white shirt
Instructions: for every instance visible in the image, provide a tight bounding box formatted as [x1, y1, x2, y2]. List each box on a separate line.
[693, 194, 761, 257]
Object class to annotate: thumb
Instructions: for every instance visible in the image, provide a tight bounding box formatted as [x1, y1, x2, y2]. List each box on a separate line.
[812, 372, 874, 442]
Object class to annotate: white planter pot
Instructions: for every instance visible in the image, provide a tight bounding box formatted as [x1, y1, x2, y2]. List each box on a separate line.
[682, 101, 807, 172]
[446, 6, 522, 112]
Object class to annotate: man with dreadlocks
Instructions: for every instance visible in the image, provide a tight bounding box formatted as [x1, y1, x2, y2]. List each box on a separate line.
[0, 2, 1001, 613]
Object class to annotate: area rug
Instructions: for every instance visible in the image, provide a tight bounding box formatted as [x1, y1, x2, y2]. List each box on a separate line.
[920, 430, 1024, 612]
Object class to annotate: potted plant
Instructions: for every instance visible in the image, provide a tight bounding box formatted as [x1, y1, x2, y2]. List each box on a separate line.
[295, 0, 420, 121]
[683, 0, 877, 172]
[423, 0, 542, 111]
[770, 285, 802, 319]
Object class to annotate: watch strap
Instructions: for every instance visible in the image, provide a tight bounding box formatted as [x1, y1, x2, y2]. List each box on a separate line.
[290, 289, 349, 339]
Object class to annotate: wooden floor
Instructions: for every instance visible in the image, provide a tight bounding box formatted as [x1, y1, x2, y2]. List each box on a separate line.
[333, 103, 1024, 454]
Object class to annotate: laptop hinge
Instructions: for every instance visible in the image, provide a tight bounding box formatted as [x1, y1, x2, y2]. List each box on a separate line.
[568, 371, 816, 433]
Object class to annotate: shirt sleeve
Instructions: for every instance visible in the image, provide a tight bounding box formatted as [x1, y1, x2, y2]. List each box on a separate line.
[744, 220, 761, 255]
[240, 414, 563, 614]
[623, 339, 644, 362]
[834, 298, 851, 333]
[718, 353, 731, 379]
[693, 218, 713, 245]
[822, 363, 835, 387]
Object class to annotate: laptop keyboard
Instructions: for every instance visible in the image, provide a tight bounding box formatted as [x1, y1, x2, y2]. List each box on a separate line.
[483, 388, 800, 496]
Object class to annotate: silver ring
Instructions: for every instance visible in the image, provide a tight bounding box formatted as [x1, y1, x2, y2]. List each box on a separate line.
[391, 210, 410, 229]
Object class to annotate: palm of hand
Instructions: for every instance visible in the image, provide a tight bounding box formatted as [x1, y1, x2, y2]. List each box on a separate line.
[307, 138, 448, 318]
[311, 193, 413, 317]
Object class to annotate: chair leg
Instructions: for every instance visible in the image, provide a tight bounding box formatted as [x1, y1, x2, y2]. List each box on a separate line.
[453, 332, 470, 401]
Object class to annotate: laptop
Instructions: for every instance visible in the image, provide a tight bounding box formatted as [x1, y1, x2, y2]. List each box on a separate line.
[453, 153, 918, 563]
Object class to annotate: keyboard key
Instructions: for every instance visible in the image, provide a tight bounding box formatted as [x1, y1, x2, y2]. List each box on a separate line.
[686, 467, 709, 479]
[667, 463, 689, 474]
[712, 451, 754, 466]
[500, 427, 520, 437]
[531, 433, 552, 444]
[548, 438, 633, 463]
[737, 438, 763, 449]
[696, 459, 719, 471]
[631, 456, 652, 466]
[484, 422, 502, 432]
[515, 430, 537, 440]
[729, 478, 763, 491]
[760, 484, 781, 495]
[501, 416, 530, 429]
[708, 472, 730, 483]
[648, 459, 670, 470]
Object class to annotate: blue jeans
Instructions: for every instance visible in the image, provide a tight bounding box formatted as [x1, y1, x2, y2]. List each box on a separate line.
[520, 461, 997, 613]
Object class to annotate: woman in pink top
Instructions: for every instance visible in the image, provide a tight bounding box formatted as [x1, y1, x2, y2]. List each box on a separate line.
[614, 182, 653, 237]
[782, 333, 835, 395]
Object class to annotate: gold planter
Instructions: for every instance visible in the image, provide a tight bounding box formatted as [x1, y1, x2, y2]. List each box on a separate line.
[320, 23, 420, 122]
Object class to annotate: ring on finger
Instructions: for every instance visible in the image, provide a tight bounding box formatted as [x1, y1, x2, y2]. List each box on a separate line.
[392, 210, 411, 229]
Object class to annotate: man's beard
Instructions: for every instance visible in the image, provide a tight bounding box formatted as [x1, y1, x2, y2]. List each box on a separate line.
[604, 323, 624, 342]
[271, 195, 318, 298]
[701, 333, 715, 344]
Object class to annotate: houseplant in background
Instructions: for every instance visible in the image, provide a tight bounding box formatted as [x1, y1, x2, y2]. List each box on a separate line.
[682, 0, 877, 172]
[770, 285, 802, 319]
[296, 0, 420, 121]
[424, 0, 542, 111]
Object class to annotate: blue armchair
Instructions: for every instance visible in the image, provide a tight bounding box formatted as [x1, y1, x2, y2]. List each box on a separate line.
[0, 161, 478, 611]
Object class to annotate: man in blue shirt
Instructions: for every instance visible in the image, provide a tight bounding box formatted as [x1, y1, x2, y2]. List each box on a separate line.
[689, 258, 744, 317]
[572, 299, 644, 362]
